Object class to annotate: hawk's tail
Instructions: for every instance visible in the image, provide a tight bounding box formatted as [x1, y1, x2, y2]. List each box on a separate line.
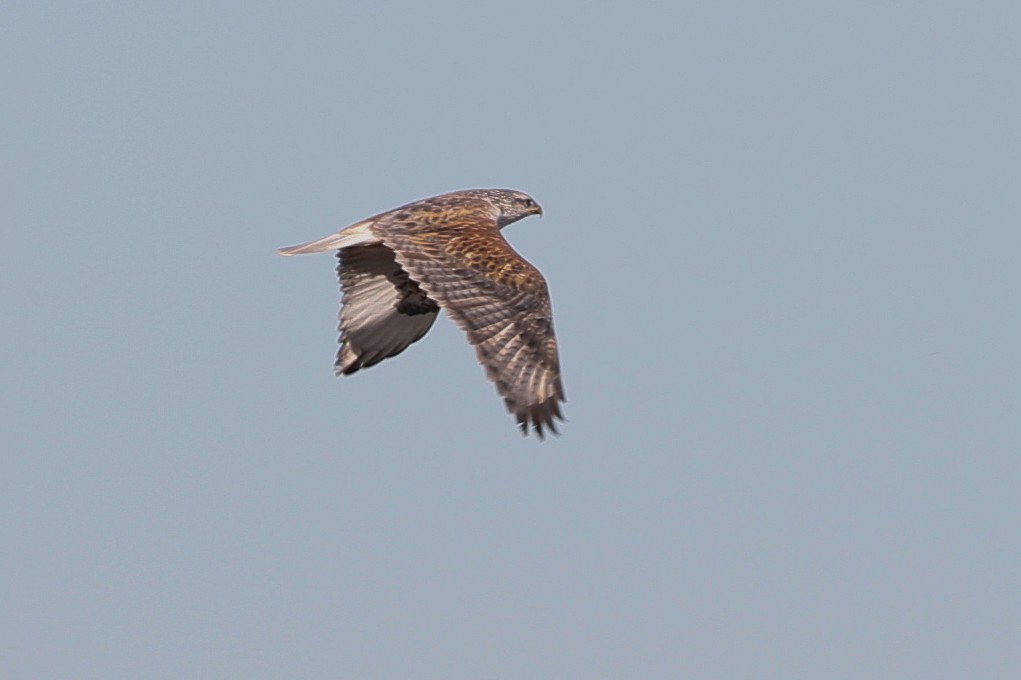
[277, 221, 379, 256]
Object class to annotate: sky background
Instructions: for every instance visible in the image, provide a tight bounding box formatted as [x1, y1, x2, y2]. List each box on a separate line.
[3, 1, 1020, 678]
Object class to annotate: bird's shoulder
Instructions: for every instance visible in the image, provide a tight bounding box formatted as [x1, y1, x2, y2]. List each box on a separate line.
[372, 196, 547, 296]
[376, 194, 497, 234]
[441, 231, 549, 296]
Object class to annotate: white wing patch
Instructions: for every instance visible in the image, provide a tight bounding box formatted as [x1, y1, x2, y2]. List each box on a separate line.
[335, 246, 439, 375]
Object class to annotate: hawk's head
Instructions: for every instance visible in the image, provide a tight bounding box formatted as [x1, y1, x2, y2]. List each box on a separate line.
[469, 188, 543, 228]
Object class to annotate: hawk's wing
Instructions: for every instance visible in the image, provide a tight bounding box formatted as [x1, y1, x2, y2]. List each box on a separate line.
[335, 245, 439, 375]
[375, 210, 565, 438]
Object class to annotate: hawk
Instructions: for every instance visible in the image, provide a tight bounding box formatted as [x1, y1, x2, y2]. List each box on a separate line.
[278, 188, 566, 438]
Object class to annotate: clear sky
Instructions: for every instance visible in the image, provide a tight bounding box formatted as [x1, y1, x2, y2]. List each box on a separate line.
[3, 1, 1019, 678]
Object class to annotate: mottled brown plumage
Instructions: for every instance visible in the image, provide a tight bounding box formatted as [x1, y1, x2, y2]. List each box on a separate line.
[278, 189, 565, 438]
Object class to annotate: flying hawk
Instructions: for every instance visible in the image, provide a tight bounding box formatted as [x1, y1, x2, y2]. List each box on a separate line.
[278, 188, 566, 438]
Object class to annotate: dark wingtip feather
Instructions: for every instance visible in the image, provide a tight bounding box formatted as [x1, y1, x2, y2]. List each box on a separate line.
[509, 399, 567, 441]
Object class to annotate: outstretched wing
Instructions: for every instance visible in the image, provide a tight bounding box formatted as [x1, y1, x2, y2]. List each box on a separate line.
[335, 245, 439, 375]
[375, 209, 565, 438]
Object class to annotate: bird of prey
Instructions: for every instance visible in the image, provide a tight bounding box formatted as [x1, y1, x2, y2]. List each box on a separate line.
[277, 188, 566, 438]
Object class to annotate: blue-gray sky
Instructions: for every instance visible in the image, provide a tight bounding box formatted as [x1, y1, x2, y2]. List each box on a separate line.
[3, 1, 1019, 678]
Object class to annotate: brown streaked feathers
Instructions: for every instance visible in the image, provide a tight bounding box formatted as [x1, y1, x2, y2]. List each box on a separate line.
[277, 189, 566, 439]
